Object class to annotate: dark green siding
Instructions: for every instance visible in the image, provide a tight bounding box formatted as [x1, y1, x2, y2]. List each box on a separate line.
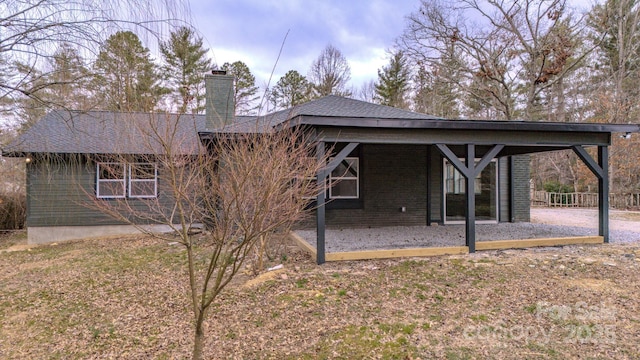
[325, 144, 429, 228]
[297, 144, 531, 230]
[512, 154, 531, 222]
[499, 157, 510, 222]
[429, 149, 443, 223]
[26, 156, 177, 227]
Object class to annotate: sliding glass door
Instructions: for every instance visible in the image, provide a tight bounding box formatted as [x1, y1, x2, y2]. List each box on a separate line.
[444, 159, 497, 223]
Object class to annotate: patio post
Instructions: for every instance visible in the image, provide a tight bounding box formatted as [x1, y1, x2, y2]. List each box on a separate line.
[465, 144, 476, 253]
[599, 146, 609, 243]
[572, 145, 609, 243]
[436, 143, 504, 253]
[316, 141, 326, 264]
[316, 141, 360, 264]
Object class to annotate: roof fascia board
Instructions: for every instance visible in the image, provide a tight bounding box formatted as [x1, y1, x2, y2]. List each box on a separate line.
[296, 116, 640, 134]
[316, 127, 612, 147]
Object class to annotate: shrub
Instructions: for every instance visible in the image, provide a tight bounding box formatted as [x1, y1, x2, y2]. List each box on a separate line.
[543, 181, 573, 193]
[0, 191, 26, 230]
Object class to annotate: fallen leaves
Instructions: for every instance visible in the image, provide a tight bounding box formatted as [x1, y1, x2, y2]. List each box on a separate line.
[0, 236, 639, 359]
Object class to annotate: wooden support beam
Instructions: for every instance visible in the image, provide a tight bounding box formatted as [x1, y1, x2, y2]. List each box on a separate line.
[476, 236, 603, 250]
[571, 145, 609, 243]
[325, 246, 469, 261]
[290, 231, 603, 262]
[465, 144, 476, 252]
[599, 146, 609, 243]
[436, 144, 471, 177]
[436, 143, 504, 253]
[316, 141, 326, 264]
[474, 144, 504, 177]
[318, 142, 360, 179]
[289, 231, 317, 258]
[315, 141, 360, 265]
[572, 145, 604, 178]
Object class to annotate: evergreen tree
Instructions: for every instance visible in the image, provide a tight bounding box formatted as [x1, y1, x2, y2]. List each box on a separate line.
[160, 26, 213, 114]
[0, 55, 14, 118]
[221, 61, 259, 115]
[413, 60, 460, 118]
[43, 43, 93, 110]
[269, 70, 311, 110]
[308, 44, 352, 98]
[375, 51, 410, 109]
[13, 62, 48, 128]
[94, 31, 165, 112]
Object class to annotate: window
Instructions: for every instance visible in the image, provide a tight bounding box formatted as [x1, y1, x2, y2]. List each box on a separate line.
[445, 162, 481, 195]
[97, 162, 157, 199]
[97, 163, 125, 198]
[129, 163, 157, 198]
[329, 157, 359, 199]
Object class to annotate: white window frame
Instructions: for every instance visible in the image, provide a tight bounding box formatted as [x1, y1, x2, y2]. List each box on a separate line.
[329, 157, 359, 199]
[96, 162, 158, 199]
[445, 161, 481, 195]
[128, 163, 158, 198]
[96, 162, 126, 199]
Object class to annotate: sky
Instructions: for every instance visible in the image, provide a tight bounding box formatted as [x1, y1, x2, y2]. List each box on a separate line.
[189, 0, 597, 94]
[190, 0, 422, 92]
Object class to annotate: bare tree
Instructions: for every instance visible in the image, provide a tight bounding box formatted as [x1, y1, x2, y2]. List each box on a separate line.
[308, 44, 352, 98]
[84, 113, 326, 359]
[0, 0, 189, 117]
[357, 79, 378, 103]
[399, 0, 594, 120]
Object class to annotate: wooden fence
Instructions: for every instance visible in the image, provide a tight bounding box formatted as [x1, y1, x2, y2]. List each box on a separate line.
[531, 191, 640, 209]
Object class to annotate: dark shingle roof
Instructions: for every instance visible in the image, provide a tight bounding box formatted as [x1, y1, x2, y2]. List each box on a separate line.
[2, 96, 442, 155]
[272, 95, 441, 120]
[209, 96, 441, 134]
[3, 110, 207, 155]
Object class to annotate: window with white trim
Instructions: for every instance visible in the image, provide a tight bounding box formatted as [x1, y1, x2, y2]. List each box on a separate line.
[97, 163, 126, 198]
[445, 161, 483, 195]
[97, 162, 157, 199]
[129, 163, 157, 198]
[329, 157, 359, 199]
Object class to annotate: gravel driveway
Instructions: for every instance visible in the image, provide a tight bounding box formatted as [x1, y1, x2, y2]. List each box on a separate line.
[295, 208, 640, 252]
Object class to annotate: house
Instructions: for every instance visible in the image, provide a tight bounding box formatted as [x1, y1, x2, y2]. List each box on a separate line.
[3, 72, 639, 264]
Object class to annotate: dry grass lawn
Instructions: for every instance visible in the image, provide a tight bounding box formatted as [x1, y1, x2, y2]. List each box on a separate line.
[1, 232, 639, 359]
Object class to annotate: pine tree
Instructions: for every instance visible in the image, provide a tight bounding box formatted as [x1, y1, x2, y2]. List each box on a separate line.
[43, 43, 93, 110]
[269, 70, 311, 110]
[94, 31, 165, 112]
[160, 26, 213, 114]
[375, 51, 410, 109]
[221, 61, 259, 115]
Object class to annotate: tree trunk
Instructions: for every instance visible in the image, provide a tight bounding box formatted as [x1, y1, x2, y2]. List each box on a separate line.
[192, 320, 205, 360]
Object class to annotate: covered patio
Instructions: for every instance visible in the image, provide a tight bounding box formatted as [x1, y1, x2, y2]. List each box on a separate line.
[291, 222, 604, 262]
[283, 116, 640, 264]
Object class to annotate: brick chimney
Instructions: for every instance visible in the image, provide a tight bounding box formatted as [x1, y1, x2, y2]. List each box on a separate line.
[205, 70, 235, 130]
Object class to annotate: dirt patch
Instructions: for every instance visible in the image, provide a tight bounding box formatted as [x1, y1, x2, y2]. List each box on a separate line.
[242, 268, 286, 289]
[0, 244, 36, 253]
[565, 278, 622, 293]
